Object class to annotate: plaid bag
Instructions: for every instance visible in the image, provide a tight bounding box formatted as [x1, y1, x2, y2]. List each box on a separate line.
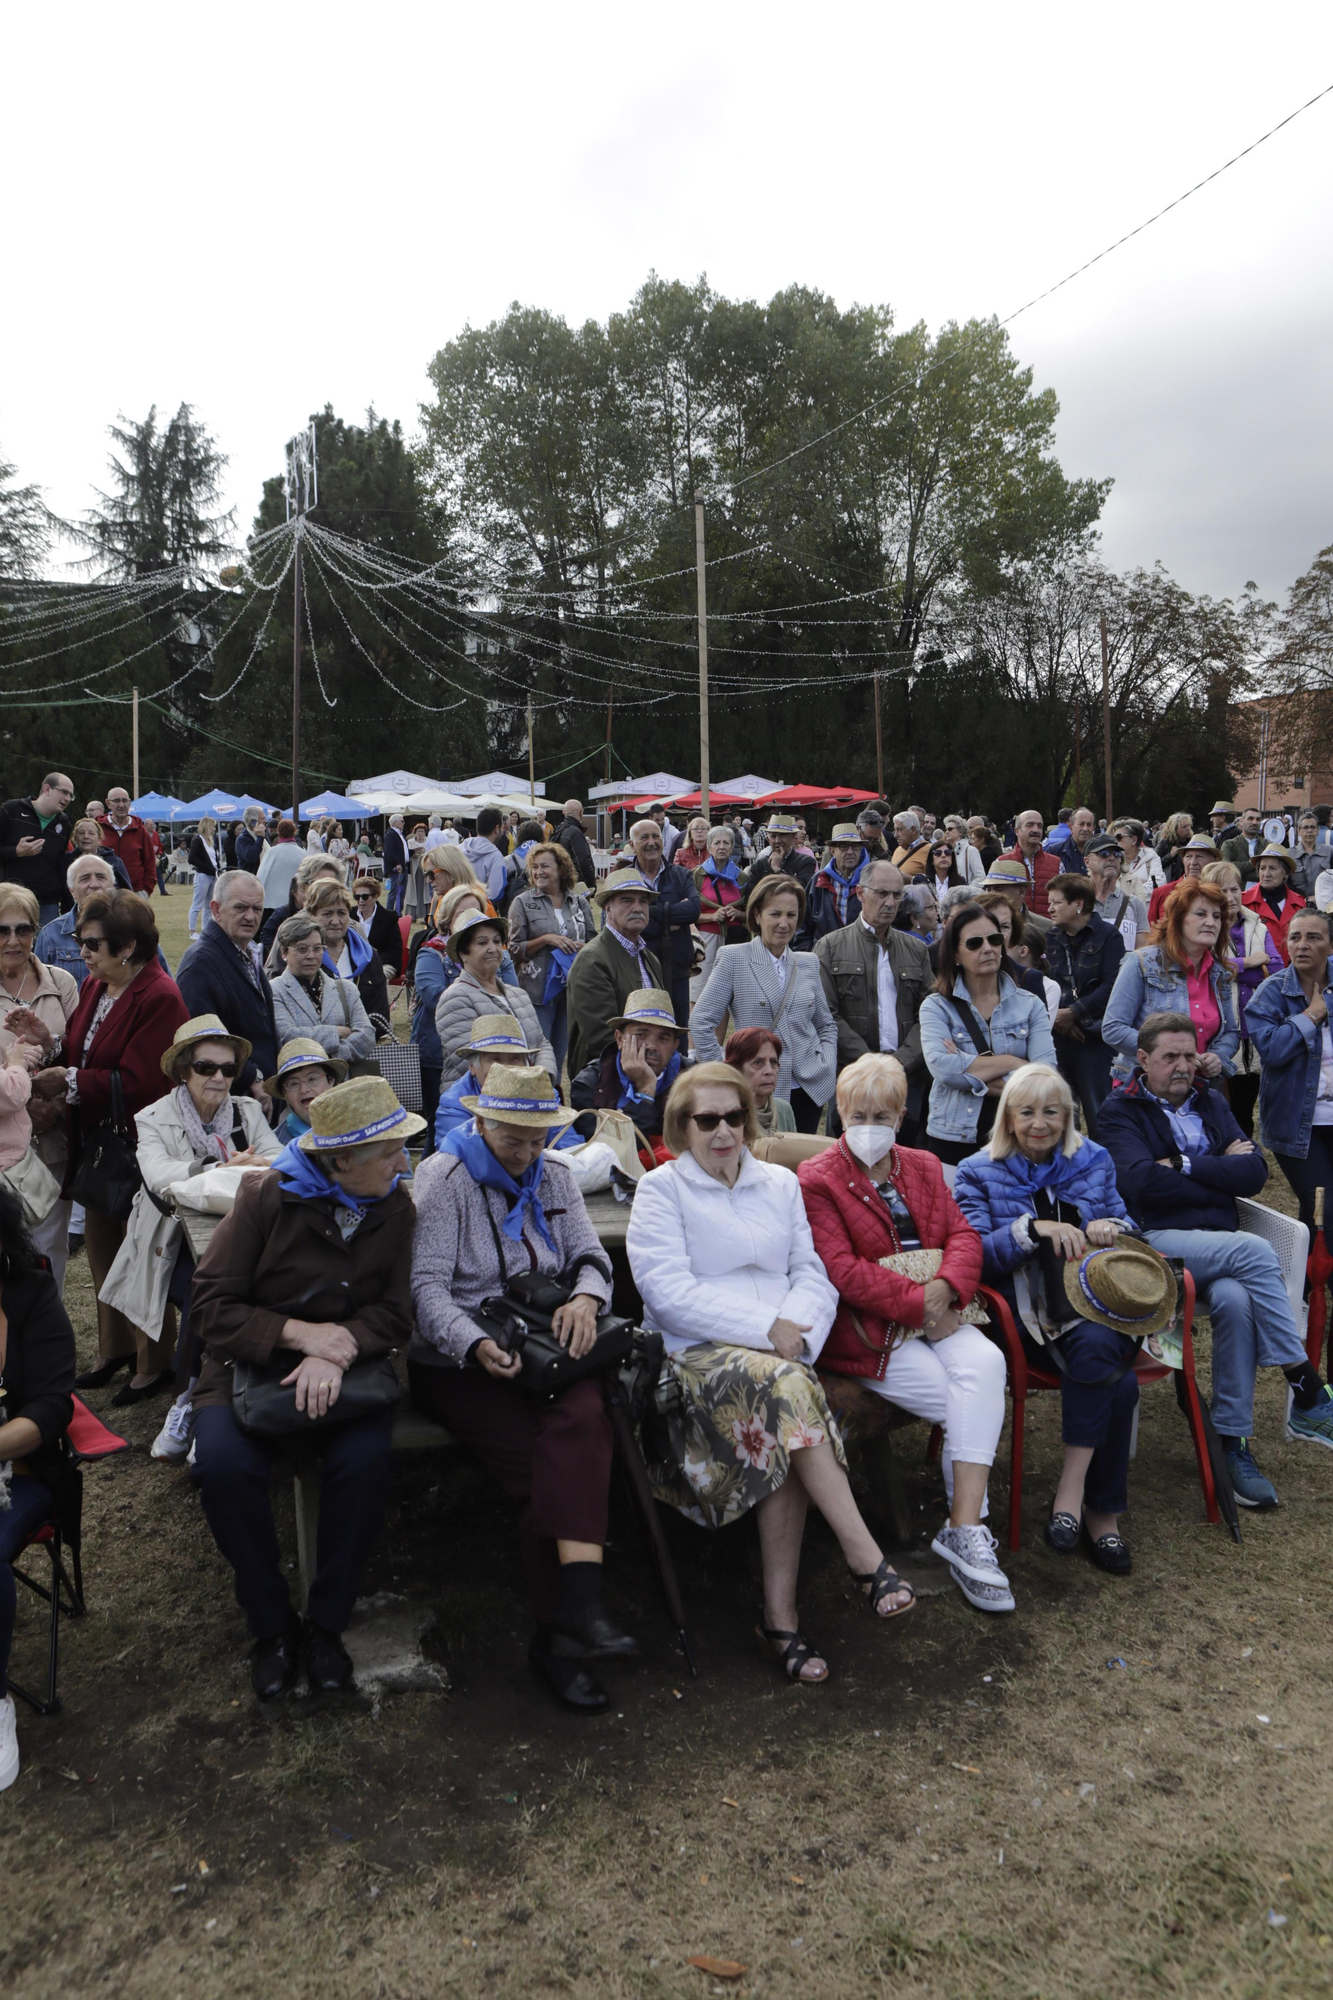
[373, 1037, 423, 1113]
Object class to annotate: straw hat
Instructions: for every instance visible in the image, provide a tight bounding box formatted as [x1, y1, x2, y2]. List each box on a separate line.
[1182, 834, 1219, 856]
[607, 987, 681, 1034]
[983, 858, 1029, 889]
[1062, 1238, 1176, 1338]
[265, 1036, 348, 1095]
[765, 814, 799, 835]
[1209, 801, 1236, 817]
[829, 823, 862, 845]
[1258, 843, 1297, 876]
[459, 1062, 578, 1130]
[594, 867, 656, 907]
[460, 1014, 531, 1059]
[296, 1075, 426, 1152]
[160, 1014, 252, 1081]
[446, 907, 507, 960]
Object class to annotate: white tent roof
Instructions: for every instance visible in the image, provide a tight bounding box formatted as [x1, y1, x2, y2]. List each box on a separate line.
[399, 789, 477, 814]
[452, 771, 546, 796]
[347, 770, 436, 796]
[715, 774, 781, 797]
[588, 772, 693, 800]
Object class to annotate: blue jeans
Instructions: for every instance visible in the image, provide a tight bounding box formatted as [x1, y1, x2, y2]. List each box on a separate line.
[188, 872, 215, 935]
[1142, 1227, 1306, 1436]
[536, 994, 569, 1081]
[194, 1403, 394, 1638]
[0, 1475, 56, 1695]
[388, 867, 405, 916]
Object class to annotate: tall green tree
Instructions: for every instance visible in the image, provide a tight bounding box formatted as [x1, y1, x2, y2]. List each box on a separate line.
[0, 450, 51, 580]
[72, 403, 235, 581]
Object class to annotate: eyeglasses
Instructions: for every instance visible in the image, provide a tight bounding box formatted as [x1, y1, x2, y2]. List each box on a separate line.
[354, 890, 376, 901]
[690, 1109, 747, 1132]
[76, 934, 108, 951]
[960, 933, 1005, 951]
[189, 1060, 238, 1078]
[0, 923, 35, 939]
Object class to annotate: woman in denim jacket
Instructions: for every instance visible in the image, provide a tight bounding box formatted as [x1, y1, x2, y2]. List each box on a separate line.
[1247, 906, 1333, 1263]
[918, 902, 1058, 1166]
[1102, 880, 1239, 1083]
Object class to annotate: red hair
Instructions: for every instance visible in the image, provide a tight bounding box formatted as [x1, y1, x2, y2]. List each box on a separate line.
[725, 1025, 785, 1068]
[1150, 878, 1235, 971]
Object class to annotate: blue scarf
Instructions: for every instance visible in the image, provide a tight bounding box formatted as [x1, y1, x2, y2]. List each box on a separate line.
[272, 1138, 399, 1214]
[323, 924, 374, 980]
[1002, 1149, 1073, 1194]
[822, 851, 867, 924]
[451, 1126, 557, 1253]
[701, 855, 741, 884]
[615, 1048, 681, 1113]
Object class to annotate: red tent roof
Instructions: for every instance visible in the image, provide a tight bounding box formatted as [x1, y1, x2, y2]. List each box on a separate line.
[751, 784, 842, 807]
[664, 789, 753, 810]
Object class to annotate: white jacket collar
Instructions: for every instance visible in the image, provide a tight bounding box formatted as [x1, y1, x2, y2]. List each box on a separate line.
[672, 1148, 763, 1193]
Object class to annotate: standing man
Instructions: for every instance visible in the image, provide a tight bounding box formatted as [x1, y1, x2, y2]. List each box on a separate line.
[890, 811, 929, 878]
[628, 818, 700, 1028]
[383, 813, 409, 915]
[175, 871, 278, 1101]
[98, 787, 156, 896]
[856, 809, 891, 864]
[461, 808, 509, 908]
[565, 870, 664, 1077]
[814, 860, 933, 1140]
[1045, 805, 1097, 875]
[742, 814, 817, 949]
[1209, 801, 1240, 847]
[1085, 835, 1149, 952]
[554, 798, 597, 891]
[0, 772, 75, 924]
[1044, 872, 1125, 1136]
[1002, 807, 1061, 917]
[1221, 805, 1265, 884]
[35, 853, 117, 984]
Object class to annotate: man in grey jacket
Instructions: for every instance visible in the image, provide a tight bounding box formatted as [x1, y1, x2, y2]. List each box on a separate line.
[814, 860, 932, 1137]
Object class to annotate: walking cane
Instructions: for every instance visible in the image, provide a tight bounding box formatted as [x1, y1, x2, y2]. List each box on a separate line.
[603, 1374, 698, 1676]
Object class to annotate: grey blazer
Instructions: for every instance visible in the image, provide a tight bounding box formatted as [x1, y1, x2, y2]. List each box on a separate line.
[270, 968, 376, 1060]
[689, 938, 837, 1106]
[434, 968, 557, 1086]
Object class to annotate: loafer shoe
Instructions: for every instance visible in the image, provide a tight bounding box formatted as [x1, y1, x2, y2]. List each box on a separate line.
[301, 1620, 355, 1693]
[1223, 1439, 1279, 1509]
[250, 1620, 301, 1700]
[1045, 1508, 1080, 1553]
[1083, 1526, 1132, 1575]
[529, 1632, 610, 1713]
[551, 1608, 640, 1662]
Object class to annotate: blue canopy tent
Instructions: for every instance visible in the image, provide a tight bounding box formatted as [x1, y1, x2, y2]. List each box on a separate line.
[298, 790, 374, 822]
[180, 789, 243, 818]
[129, 791, 188, 819]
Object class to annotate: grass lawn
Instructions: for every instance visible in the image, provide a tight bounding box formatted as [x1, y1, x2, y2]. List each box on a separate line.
[2, 883, 1331, 1997]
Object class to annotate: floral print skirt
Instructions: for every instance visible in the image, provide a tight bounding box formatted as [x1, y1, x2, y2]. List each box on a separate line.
[648, 1342, 846, 1530]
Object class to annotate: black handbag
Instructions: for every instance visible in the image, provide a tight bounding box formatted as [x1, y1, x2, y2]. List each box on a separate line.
[473, 1272, 634, 1402]
[70, 1071, 141, 1219]
[228, 1272, 401, 1436]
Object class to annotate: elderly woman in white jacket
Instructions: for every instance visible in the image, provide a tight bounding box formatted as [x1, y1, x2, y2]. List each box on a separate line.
[100, 1014, 282, 1456]
[627, 1061, 916, 1687]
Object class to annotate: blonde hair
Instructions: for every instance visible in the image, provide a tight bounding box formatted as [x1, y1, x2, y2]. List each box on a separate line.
[424, 845, 479, 892]
[988, 1063, 1083, 1161]
[662, 1061, 759, 1157]
[305, 880, 355, 917]
[436, 882, 489, 933]
[1201, 859, 1242, 892]
[0, 882, 41, 931]
[835, 1053, 908, 1127]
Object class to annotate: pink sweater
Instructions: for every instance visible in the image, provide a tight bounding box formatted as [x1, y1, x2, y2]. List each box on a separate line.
[0, 1061, 34, 1171]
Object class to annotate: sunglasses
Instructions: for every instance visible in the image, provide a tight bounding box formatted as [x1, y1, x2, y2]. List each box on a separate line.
[76, 934, 108, 950]
[355, 891, 376, 901]
[189, 1060, 238, 1078]
[690, 1109, 747, 1132]
[0, 923, 35, 939]
[961, 932, 1005, 951]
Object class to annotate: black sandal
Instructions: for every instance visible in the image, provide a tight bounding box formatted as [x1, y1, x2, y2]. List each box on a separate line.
[756, 1625, 828, 1684]
[849, 1558, 916, 1619]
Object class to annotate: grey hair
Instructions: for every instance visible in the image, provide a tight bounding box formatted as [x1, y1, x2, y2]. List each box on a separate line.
[67, 854, 114, 892]
[894, 811, 921, 834]
[707, 823, 735, 852]
[295, 852, 344, 891]
[630, 818, 662, 843]
[242, 805, 266, 830]
[939, 882, 978, 918]
[277, 912, 322, 950]
[212, 868, 262, 907]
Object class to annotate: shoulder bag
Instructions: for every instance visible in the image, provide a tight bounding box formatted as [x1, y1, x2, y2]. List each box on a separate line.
[70, 1070, 142, 1219]
[230, 1274, 400, 1436]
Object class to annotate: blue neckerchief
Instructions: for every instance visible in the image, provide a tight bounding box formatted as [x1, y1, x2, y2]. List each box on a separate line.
[615, 1047, 681, 1112]
[701, 855, 741, 884]
[451, 1126, 557, 1252]
[323, 925, 374, 980]
[272, 1138, 399, 1213]
[822, 852, 867, 923]
[1002, 1149, 1072, 1194]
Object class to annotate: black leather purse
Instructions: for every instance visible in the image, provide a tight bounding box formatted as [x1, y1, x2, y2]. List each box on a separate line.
[472, 1273, 634, 1402]
[70, 1071, 142, 1219]
[228, 1274, 401, 1436]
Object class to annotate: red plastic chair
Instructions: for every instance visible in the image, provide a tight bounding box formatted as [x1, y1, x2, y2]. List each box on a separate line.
[978, 1275, 1220, 1552]
[8, 1395, 129, 1716]
[395, 914, 412, 981]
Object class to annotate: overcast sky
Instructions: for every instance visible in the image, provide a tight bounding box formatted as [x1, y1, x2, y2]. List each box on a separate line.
[5, 0, 1331, 606]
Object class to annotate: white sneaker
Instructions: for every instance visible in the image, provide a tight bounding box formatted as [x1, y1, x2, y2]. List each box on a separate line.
[150, 1398, 193, 1462]
[931, 1523, 1016, 1613]
[0, 1693, 19, 1791]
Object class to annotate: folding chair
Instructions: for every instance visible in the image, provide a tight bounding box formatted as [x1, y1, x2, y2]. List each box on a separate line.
[1235, 1196, 1314, 1364]
[7, 1396, 129, 1716]
[978, 1272, 1220, 1552]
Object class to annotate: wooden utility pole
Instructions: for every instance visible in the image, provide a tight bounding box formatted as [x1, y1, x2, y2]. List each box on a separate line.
[1074, 705, 1082, 808]
[527, 694, 536, 808]
[874, 674, 884, 800]
[1099, 611, 1114, 823]
[286, 425, 318, 816]
[694, 494, 710, 814]
[132, 686, 140, 801]
[292, 530, 303, 818]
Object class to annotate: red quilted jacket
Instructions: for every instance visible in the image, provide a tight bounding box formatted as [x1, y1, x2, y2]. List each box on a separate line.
[797, 1138, 983, 1380]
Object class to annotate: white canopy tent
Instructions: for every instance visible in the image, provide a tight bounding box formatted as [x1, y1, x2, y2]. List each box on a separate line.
[347, 770, 436, 796]
[588, 773, 694, 800]
[715, 774, 781, 798]
[452, 771, 546, 797]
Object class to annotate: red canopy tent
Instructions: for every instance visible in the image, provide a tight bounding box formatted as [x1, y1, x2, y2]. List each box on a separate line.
[663, 789, 753, 811]
[752, 783, 880, 812]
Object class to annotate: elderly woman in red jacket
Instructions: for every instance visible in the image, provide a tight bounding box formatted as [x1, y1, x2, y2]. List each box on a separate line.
[797, 1053, 1013, 1615]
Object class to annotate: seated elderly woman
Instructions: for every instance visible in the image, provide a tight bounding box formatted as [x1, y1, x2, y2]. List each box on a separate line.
[412, 878, 519, 1156]
[190, 1078, 422, 1700]
[797, 1054, 1012, 1613]
[954, 1064, 1174, 1576]
[724, 1025, 796, 1134]
[0, 1183, 76, 1792]
[409, 1064, 630, 1716]
[434, 1014, 532, 1149]
[306, 879, 390, 1038]
[434, 911, 556, 1087]
[270, 913, 376, 1062]
[628, 1062, 914, 1688]
[268, 1038, 349, 1145]
[259, 852, 348, 962]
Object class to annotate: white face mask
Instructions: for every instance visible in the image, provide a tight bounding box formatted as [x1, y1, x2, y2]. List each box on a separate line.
[845, 1123, 897, 1166]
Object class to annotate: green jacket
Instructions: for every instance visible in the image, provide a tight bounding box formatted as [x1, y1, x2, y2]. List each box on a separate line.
[565, 925, 664, 1078]
[1220, 834, 1261, 883]
[814, 919, 932, 1080]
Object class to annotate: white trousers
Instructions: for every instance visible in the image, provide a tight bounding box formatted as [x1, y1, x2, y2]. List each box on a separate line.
[860, 1325, 1007, 1505]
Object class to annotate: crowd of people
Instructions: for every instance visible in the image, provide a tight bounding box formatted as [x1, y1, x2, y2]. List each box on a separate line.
[2, 773, 1333, 1789]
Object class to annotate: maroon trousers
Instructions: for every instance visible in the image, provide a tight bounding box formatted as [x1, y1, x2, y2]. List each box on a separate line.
[408, 1362, 613, 1621]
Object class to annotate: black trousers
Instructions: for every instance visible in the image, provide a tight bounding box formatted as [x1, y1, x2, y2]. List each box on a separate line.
[790, 1087, 825, 1134]
[1055, 1034, 1114, 1136]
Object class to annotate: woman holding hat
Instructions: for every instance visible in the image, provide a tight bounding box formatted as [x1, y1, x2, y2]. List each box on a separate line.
[100, 1016, 282, 1438]
[506, 841, 594, 1083]
[271, 913, 377, 1062]
[434, 910, 556, 1088]
[954, 1064, 1168, 1572]
[434, 1014, 533, 1149]
[690, 874, 836, 1134]
[1241, 846, 1306, 967]
[268, 1038, 348, 1146]
[410, 1064, 631, 1715]
[190, 1076, 422, 1701]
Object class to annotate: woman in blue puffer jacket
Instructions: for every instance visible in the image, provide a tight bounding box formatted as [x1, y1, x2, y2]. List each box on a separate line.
[954, 1063, 1166, 1578]
[1247, 904, 1333, 1263]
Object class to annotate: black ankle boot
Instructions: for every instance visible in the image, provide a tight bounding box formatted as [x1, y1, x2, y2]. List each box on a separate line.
[301, 1619, 355, 1693]
[529, 1630, 609, 1713]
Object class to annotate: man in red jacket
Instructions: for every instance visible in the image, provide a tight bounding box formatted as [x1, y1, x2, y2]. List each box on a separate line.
[1001, 807, 1061, 918]
[97, 786, 157, 895]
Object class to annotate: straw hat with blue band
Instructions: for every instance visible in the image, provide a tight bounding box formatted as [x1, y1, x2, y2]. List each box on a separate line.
[265, 1035, 349, 1095]
[983, 858, 1030, 889]
[160, 1013, 253, 1081]
[445, 907, 507, 961]
[607, 987, 682, 1034]
[459, 1062, 578, 1130]
[295, 1075, 426, 1152]
[829, 823, 863, 845]
[765, 814, 800, 835]
[594, 867, 656, 908]
[1060, 1238, 1176, 1338]
[460, 1014, 532, 1059]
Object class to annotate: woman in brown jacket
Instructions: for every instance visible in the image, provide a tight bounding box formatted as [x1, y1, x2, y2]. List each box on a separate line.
[190, 1077, 423, 1701]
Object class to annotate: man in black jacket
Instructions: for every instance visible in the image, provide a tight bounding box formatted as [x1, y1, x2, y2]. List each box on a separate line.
[742, 814, 816, 950]
[554, 799, 597, 891]
[0, 773, 75, 922]
[569, 987, 693, 1161]
[176, 870, 278, 1099]
[628, 819, 700, 1027]
[383, 814, 410, 914]
[1044, 872, 1125, 1135]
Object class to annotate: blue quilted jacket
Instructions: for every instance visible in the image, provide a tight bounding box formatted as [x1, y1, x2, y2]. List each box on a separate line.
[953, 1140, 1136, 1312]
